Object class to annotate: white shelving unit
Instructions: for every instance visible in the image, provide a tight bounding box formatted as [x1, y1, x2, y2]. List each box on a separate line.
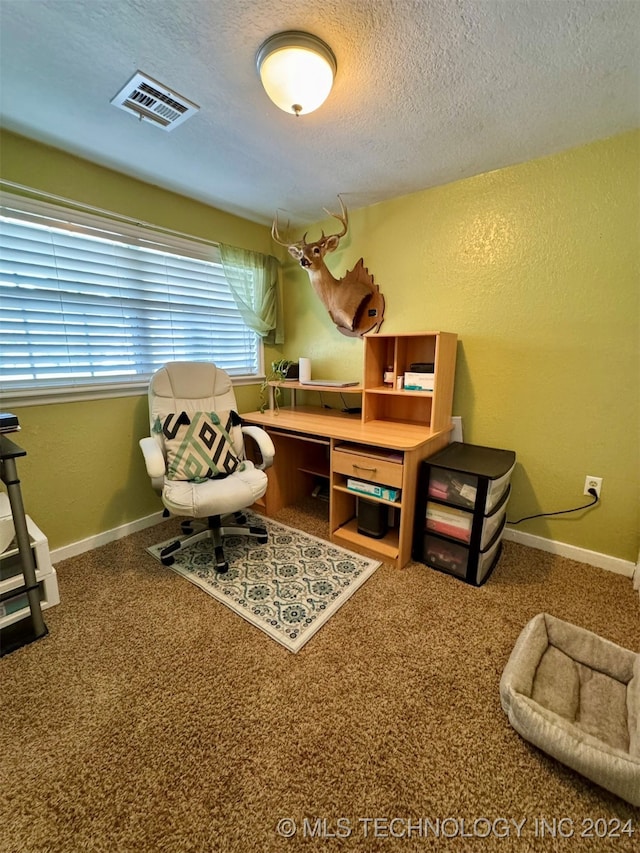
[0, 493, 59, 631]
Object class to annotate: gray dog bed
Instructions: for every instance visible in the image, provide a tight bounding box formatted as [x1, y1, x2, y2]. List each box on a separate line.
[500, 612, 639, 806]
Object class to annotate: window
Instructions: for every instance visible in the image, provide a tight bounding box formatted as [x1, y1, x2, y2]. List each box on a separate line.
[0, 193, 262, 403]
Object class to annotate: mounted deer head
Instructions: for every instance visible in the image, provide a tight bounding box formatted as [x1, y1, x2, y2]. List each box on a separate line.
[272, 196, 385, 338]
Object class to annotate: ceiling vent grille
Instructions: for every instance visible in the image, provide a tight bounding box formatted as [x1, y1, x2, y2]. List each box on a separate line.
[110, 71, 199, 131]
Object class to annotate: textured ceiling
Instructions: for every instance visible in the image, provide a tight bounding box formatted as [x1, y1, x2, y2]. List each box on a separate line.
[1, 0, 638, 226]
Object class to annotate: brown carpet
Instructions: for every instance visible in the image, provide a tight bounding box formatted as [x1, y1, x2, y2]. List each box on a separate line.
[1, 498, 638, 852]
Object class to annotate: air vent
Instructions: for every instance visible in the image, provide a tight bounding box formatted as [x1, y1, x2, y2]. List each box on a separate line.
[110, 71, 199, 131]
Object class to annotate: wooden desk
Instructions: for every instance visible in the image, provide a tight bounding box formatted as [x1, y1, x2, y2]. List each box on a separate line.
[242, 405, 452, 568]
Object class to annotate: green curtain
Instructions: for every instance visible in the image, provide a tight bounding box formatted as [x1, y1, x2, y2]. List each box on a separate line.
[219, 245, 284, 345]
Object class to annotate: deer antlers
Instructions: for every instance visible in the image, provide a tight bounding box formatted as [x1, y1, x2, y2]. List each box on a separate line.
[270, 194, 385, 337]
[270, 213, 294, 248]
[321, 194, 349, 240]
[271, 195, 349, 249]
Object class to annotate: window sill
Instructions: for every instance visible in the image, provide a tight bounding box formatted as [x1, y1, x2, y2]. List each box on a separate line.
[1, 375, 263, 408]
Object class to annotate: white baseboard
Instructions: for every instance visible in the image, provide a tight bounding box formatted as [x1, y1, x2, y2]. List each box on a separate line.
[50, 511, 165, 564]
[504, 527, 636, 578]
[48, 512, 636, 580]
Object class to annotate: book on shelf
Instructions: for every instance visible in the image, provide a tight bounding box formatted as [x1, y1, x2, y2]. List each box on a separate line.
[346, 478, 400, 502]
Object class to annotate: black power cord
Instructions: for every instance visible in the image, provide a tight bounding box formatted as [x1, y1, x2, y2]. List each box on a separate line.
[508, 488, 599, 525]
[318, 391, 361, 414]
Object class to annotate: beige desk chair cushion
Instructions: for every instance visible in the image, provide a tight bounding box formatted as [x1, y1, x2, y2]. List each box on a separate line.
[161, 464, 267, 518]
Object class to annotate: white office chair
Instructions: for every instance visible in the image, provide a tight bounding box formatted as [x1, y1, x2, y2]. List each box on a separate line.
[139, 361, 275, 573]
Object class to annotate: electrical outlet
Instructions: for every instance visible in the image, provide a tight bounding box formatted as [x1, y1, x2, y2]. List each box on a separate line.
[584, 476, 603, 499]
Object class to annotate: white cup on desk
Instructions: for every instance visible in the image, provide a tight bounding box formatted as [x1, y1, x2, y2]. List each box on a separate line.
[299, 357, 311, 382]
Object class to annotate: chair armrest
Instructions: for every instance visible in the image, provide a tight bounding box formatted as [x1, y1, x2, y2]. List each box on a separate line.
[241, 425, 275, 470]
[139, 436, 166, 479]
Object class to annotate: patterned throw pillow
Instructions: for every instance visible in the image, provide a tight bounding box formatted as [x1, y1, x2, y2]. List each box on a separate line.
[154, 410, 243, 482]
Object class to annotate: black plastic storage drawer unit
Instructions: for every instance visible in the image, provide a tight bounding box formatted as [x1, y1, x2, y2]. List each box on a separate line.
[413, 442, 516, 586]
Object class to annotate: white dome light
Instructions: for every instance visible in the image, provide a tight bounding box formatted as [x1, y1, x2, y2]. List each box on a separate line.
[256, 31, 337, 116]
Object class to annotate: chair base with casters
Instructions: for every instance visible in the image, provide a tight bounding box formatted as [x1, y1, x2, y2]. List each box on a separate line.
[159, 511, 268, 572]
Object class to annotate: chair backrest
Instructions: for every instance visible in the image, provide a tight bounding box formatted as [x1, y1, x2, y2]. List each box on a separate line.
[149, 362, 236, 414]
[148, 362, 244, 457]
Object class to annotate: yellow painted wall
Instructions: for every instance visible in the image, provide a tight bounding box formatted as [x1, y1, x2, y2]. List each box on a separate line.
[0, 131, 272, 548]
[1, 130, 637, 562]
[280, 130, 639, 562]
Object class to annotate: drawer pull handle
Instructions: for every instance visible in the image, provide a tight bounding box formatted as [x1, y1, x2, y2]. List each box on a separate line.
[353, 464, 377, 473]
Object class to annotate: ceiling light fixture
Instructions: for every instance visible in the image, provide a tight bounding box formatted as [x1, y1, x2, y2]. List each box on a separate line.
[256, 31, 337, 116]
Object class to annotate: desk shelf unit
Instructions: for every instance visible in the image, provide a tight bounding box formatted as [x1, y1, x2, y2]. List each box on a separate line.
[330, 442, 405, 564]
[363, 330, 457, 430]
[267, 381, 363, 410]
[245, 331, 458, 568]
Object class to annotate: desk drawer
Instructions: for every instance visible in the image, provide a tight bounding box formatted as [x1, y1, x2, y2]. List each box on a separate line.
[333, 449, 403, 488]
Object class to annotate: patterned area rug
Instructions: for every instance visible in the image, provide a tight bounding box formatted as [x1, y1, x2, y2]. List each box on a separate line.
[146, 514, 381, 653]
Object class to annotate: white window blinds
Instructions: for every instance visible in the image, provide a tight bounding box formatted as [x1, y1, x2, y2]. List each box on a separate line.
[0, 195, 260, 399]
